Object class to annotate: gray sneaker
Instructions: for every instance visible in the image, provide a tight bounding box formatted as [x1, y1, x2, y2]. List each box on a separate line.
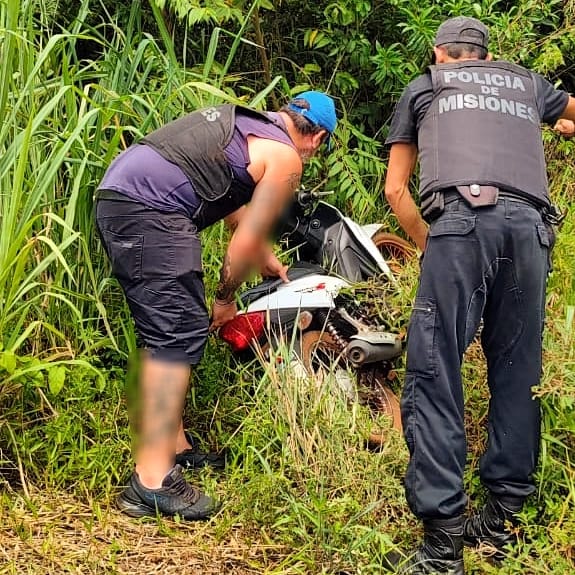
[116, 464, 220, 520]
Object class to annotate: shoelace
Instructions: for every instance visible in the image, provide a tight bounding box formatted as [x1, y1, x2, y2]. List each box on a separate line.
[165, 470, 201, 504]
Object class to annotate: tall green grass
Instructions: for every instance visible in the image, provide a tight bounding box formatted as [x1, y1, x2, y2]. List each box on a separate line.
[0, 0, 322, 488]
[0, 0, 249, 489]
[0, 2, 574, 574]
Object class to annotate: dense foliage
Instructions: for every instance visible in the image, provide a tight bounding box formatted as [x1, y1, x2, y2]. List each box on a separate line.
[0, 0, 574, 573]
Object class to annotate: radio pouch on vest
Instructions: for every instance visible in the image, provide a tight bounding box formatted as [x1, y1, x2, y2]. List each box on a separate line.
[455, 185, 499, 207]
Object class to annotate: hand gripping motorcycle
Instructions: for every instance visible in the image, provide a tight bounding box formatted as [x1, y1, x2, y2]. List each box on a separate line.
[218, 189, 415, 445]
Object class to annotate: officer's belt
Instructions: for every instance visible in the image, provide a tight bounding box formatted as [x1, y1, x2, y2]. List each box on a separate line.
[421, 186, 553, 224]
[441, 187, 543, 210]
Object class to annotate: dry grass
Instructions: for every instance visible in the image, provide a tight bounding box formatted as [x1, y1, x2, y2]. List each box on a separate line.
[0, 489, 289, 575]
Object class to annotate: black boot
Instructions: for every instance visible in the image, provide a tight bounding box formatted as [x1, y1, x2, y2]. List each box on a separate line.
[382, 516, 465, 574]
[463, 495, 523, 559]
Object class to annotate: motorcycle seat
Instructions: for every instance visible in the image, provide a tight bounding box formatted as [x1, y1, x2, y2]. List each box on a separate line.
[240, 261, 327, 306]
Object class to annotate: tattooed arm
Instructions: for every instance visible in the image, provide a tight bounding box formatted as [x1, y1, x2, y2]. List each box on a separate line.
[214, 140, 301, 302]
[209, 140, 302, 329]
[214, 252, 251, 304]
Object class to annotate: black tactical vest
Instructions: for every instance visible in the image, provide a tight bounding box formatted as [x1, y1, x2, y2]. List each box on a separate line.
[141, 104, 289, 205]
[418, 60, 549, 206]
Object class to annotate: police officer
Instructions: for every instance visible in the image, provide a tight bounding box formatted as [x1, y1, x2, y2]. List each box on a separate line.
[381, 16, 575, 574]
[95, 92, 336, 520]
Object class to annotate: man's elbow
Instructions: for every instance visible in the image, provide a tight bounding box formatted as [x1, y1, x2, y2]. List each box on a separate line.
[384, 185, 403, 206]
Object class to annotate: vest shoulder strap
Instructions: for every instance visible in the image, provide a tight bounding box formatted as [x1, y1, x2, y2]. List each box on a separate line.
[234, 105, 291, 137]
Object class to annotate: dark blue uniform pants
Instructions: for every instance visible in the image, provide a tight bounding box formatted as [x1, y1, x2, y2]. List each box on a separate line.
[402, 196, 552, 519]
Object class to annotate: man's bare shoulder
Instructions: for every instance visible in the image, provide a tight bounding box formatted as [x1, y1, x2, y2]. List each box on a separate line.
[247, 136, 301, 181]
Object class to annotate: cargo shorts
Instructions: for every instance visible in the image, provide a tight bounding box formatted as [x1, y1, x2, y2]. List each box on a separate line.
[95, 193, 208, 365]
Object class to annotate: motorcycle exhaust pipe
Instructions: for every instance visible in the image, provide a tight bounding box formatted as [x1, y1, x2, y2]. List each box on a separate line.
[344, 334, 402, 367]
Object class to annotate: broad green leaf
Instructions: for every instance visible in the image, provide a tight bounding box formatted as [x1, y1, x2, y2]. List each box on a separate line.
[48, 365, 67, 395]
[0, 351, 17, 374]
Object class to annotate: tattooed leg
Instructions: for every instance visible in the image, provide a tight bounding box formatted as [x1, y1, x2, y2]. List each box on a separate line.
[132, 353, 190, 488]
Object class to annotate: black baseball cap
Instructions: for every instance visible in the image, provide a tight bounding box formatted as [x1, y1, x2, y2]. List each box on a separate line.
[434, 16, 489, 49]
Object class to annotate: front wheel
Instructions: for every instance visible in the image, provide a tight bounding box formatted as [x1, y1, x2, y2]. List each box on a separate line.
[300, 330, 402, 446]
[371, 231, 416, 275]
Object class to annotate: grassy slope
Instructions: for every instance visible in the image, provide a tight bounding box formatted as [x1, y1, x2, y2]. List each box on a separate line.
[1, 179, 574, 574]
[1, 3, 574, 574]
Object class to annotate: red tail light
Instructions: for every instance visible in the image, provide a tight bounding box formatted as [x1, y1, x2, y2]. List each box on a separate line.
[219, 312, 266, 352]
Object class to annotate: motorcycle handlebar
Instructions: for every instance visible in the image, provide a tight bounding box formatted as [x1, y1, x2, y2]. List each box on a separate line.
[273, 188, 334, 240]
[297, 188, 334, 206]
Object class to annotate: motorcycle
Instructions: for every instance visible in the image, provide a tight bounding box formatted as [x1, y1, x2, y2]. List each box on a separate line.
[218, 189, 415, 445]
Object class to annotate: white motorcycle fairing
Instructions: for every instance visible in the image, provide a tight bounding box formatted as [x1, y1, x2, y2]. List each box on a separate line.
[243, 273, 350, 314]
[340, 217, 392, 278]
[361, 223, 384, 240]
